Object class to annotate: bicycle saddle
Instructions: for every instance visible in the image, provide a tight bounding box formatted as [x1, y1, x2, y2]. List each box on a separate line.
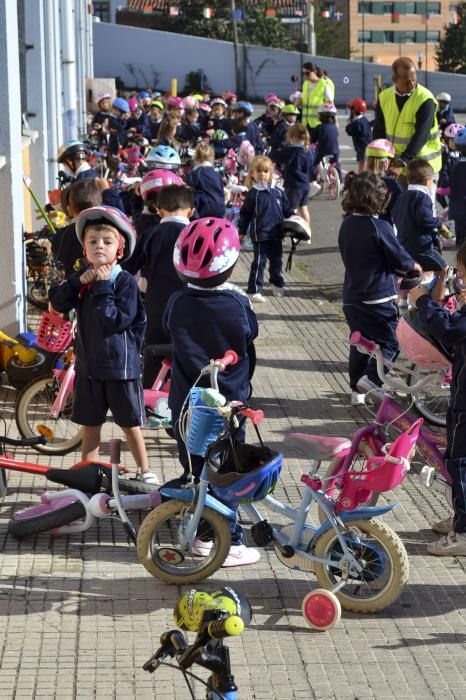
[285, 433, 351, 461]
[46, 462, 112, 493]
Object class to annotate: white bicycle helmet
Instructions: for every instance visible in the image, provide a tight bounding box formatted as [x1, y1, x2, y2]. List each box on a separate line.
[436, 92, 451, 103]
[76, 206, 137, 262]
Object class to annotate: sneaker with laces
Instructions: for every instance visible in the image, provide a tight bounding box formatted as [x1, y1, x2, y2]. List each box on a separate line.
[191, 539, 214, 557]
[222, 544, 261, 567]
[272, 286, 285, 298]
[309, 181, 322, 198]
[431, 516, 454, 535]
[241, 239, 254, 251]
[139, 470, 160, 485]
[350, 391, 365, 406]
[250, 292, 267, 303]
[427, 532, 466, 556]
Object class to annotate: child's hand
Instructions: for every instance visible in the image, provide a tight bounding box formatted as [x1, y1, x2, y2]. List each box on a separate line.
[80, 268, 97, 285]
[409, 286, 430, 305]
[94, 264, 113, 281]
[412, 262, 422, 273]
[95, 178, 110, 192]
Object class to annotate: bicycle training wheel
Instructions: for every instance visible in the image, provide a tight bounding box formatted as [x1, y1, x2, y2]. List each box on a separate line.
[137, 500, 231, 584]
[408, 363, 448, 428]
[327, 169, 341, 200]
[15, 376, 83, 455]
[313, 518, 409, 613]
[8, 500, 86, 539]
[318, 441, 380, 525]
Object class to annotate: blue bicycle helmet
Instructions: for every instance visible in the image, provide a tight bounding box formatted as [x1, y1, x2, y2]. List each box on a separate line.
[233, 101, 254, 116]
[146, 144, 181, 171]
[454, 127, 466, 148]
[138, 90, 150, 100]
[113, 97, 130, 113]
[205, 439, 282, 504]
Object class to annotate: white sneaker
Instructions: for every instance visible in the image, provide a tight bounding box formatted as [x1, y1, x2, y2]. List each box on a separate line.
[309, 182, 322, 198]
[250, 293, 267, 303]
[191, 538, 213, 557]
[272, 286, 285, 298]
[222, 544, 260, 567]
[350, 391, 365, 406]
[242, 239, 254, 251]
[431, 516, 454, 535]
[427, 532, 466, 556]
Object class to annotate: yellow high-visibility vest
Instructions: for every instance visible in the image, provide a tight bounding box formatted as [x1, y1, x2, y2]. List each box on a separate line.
[302, 78, 326, 129]
[378, 84, 442, 173]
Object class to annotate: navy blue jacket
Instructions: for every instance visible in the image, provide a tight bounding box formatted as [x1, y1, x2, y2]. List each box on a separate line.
[416, 294, 466, 409]
[270, 145, 314, 191]
[392, 187, 442, 256]
[177, 122, 201, 143]
[122, 208, 161, 279]
[126, 111, 152, 140]
[238, 185, 294, 242]
[270, 119, 290, 150]
[245, 121, 265, 154]
[380, 175, 402, 225]
[345, 116, 372, 159]
[312, 123, 340, 167]
[163, 285, 258, 419]
[108, 115, 128, 154]
[150, 119, 162, 142]
[339, 215, 415, 304]
[49, 266, 146, 380]
[448, 158, 466, 221]
[93, 110, 110, 126]
[437, 104, 456, 127]
[186, 165, 226, 218]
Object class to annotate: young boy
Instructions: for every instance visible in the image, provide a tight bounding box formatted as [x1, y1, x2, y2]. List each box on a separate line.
[392, 158, 450, 274]
[345, 98, 371, 174]
[163, 217, 259, 566]
[49, 206, 158, 485]
[141, 185, 194, 387]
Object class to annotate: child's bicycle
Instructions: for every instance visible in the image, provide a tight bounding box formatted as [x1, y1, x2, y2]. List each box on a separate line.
[136, 351, 420, 630]
[144, 587, 250, 700]
[315, 156, 341, 200]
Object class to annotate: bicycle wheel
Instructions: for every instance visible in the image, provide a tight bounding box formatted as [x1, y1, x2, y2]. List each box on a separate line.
[318, 441, 380, 525]
[408, 363, 448, 428]
[26, 280, 48, 311]
[15, 376, 83, 455]
[327, 168, 341, 200]
[6, 352, 47, 390]
[8, 500, 86, 539]
[137, 500, 231, 584]
[313, 518, 409, 613]
[0, 469, 7, 499]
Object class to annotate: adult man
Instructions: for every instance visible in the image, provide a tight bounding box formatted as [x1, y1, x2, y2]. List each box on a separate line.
[301, 62, 333, 135]
[373, 57, 442, 176]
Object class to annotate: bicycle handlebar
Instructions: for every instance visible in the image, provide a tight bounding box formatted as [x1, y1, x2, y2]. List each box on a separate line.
[0, 435, 47, 447]
[214, 350, 238, 369]
[350, 331, 376, 353]
[237, 407, 264, 425]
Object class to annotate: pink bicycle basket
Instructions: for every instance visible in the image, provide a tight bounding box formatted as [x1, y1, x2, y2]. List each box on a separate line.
[396, 315, 451, 370]
[35, 312, 74, 353]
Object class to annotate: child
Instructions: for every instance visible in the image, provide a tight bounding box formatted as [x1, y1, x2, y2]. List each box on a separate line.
[185, 142, 226, 219]
[108, 97, 130, 155]
[238, 156, 294, 302]
[206, 97, 229, 133]
[141, 185, 194, 387]
[448, 127, 466, 247]
[149, 99, 164, 141]
[436, 122, 462, 212]
[92, 91, 112, 127]
[57, 141, 97, 184]
[338, 172, 420, 405]
[312, 102, 342, 182]
[346, 98, 371, 174]
[163, 217, 260, 566]
[409, 244, 466, 555]
[49, 206, 158, 485]
[392, 158, 450, 274]
[365, 138, 402, 225]
[155, 115, 180, 150]
[231, 102, 265, 154]
[270, 104, 300, 150]
[177, 108, 201, 144]
[270, 123, 314, 226]
[254, 96, 283, 143]
[436, 92, 455, 130]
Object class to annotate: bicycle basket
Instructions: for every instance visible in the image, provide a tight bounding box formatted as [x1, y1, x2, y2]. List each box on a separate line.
[396, 311, 452, 370]
[185, 387, 225, 457]
[35, 311, 74, 353]
[205, 438, 282, 503]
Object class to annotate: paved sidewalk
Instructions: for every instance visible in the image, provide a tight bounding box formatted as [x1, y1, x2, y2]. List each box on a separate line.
[1, 195, 466, 698]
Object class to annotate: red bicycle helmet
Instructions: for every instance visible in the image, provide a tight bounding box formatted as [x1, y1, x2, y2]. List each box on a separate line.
[140, 169, 184, 200]
[348, 98, 367, 114]
[173, 217, 240, 288]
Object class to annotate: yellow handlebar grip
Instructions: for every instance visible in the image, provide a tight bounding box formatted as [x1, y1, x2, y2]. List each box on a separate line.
[223, 616, 244, 637]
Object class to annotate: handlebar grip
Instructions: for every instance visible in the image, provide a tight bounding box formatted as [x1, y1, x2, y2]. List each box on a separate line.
[350, 331, 377, 353]
[215, 350, 238, 369]
[0, 435, 47, 447]
[109, 438, 121, 465]
[207, 615, 244, 640]
[238, 407, 264, 425]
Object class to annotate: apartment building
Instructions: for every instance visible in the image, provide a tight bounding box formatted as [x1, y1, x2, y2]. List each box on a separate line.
[347, 0, 457, 70]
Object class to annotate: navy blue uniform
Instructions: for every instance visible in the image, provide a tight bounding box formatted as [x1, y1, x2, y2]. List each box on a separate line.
[108, 114, 128, 154]
[345, 115, 372, 162]
[380, 175, 402, 225]
[270, 119, 290, 150]
[437, 103, 456, 128]
[312, 123, 340, 168]
[271, 145, 314, 209]
[339, 214, 415, 389]
[126, 111, 152, 140]
[416, 293, 466, 532]
[238, 185, 293, 294]
[186, 164, 226, 218]
[392, 186, 447, 271]
[177, 121, 201, 143]
[448, 157, 466, 246]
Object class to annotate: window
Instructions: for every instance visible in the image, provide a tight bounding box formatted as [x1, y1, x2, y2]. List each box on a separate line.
[358, 30, 372, 42]
[93, 1, 111, 22]
[405, 2, 416, 13]
[427, 2, 441, 13]
[358, 2, 373, 13]
[383, 2, 394, 12]
[404, 30, 416, 42]
[384, 30, 394, 42]
[427, 30, 441, 41]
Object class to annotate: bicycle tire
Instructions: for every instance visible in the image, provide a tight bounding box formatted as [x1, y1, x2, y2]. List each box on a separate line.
[327, 168, 341, 200]
[317, 440, 380, 525]
[313, 518, 409, 613]
[15, 375, 83, 455]
[408, 363, 448, 428]
[117, 478, 160, 494]
[6, 352, 47, 390]
[26, 280, 48, 311]
[0, 470, 7, 499]
[137, 500, 231, 584]
[8, 500, 86, 539]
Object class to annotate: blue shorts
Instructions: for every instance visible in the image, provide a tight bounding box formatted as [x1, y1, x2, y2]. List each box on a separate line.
[71, 375, 145, 427]
[286, 187, 309, 209]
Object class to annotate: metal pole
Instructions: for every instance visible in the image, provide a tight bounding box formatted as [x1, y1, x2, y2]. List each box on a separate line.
[231, 0, 241, 96]
[60, 0, 78, 141]
[361, 2, 365, 99]
[308, 0, 316, 55]
[425, 1, 428, 87]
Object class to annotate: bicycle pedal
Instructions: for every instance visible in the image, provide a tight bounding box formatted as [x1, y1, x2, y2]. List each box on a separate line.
[251, 520, 274, 546]
[420, 465, 436, 487]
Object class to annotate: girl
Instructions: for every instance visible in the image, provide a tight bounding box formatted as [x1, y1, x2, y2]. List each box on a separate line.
[238, 156, 294, 303]
[270, 123, 314, 226]
[312, 102, 342, 183]
[366, 138, 402, 225]
[338, 172, 420, 405]
[410, 245, 466, 556]
[185, 142, 226, 218]
[177, 107, 201, 144]
[155, 115, 180, 150]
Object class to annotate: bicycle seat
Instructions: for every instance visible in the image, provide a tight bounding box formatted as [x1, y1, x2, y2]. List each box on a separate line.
[285, 433, 351, 461]
[46, 462, 112, 493]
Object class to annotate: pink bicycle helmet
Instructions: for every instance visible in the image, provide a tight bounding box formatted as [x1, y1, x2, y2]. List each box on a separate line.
[183, 95, 198, 110]
[140, 169, 184, 200]
[223, 91, 237, 103]
[264, 93, 279, 104]
[127, 96, 138, 113]
[166, 95, 184, 110]
[223, 149, 238, 175]
[238, 140, 255, 167]
[396, 312, 452, 370]
[366, 139, 395, 159]
[173, 217, 240, 287]
[444, 122, 464, 139]
[199, 102, 211, 113]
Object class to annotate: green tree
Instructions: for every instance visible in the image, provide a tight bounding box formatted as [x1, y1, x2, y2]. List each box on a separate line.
[436, 3, 466, 73]
[315, 2, 349, 59]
